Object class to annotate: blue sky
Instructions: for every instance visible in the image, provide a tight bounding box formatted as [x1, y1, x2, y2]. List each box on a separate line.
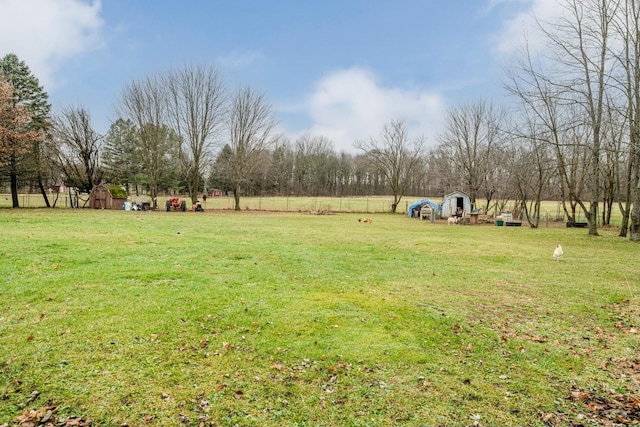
[0, 0, 561, 153]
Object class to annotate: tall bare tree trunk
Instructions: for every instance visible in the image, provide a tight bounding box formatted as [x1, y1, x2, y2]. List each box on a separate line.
[618, 0, 640, 240]
[32, 140, 51, 207]
[226, 87, 276, 211]
[10, 156, 19, 208]
[631, 141, 640, 239]
[37, 175, 50, 208]
[233, 188, 240, 211]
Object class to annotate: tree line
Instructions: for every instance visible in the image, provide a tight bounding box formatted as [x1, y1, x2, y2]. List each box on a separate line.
[1, 0, 639, 240]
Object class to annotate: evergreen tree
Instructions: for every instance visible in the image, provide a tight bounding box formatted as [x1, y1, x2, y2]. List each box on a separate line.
[208, 144, 234, 194]
[137, 123, 181, 206]
[102, 118, 142, 191]
[0, 53, 51, 207]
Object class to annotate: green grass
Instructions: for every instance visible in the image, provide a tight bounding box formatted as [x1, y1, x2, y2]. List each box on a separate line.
[0, 209, 638, 426]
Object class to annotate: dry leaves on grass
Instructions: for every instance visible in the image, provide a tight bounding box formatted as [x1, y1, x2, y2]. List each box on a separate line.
[570, 387, 640, 426]
[540, 390, 640, 426]
[2, 404, 92, 427]
[540, 357, 640, 426]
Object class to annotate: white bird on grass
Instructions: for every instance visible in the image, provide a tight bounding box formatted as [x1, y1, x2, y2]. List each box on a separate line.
[553, 243, 563, 261]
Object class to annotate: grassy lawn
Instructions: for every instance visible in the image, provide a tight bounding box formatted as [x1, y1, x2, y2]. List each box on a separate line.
[0, 209, 638, 426]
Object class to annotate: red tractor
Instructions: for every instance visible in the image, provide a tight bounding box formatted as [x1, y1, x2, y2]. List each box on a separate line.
[166, 197, 187, 212]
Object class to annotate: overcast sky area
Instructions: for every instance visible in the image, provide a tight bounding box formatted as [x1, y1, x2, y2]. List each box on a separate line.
[0, 0, 564, 153]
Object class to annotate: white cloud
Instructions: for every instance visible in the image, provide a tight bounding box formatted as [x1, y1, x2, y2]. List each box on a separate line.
[492, 0, 567, 55]
[0, 0, 104, 89]
[217, 50, 265, 69]
[288, 67, 445, 153]
[483, 0, 529, 14]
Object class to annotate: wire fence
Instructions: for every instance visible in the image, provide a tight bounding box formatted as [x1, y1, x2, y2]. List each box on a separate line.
[0, 193, 403, 214]
[0, 193, 610, 226]
[199, 196, 400, 213]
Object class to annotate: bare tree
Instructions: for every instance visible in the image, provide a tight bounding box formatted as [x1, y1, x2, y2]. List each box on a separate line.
[423, 145, 458, 196]
[267, 138, 295, 196]
[294, 134, 337, 196]
[117, 74, 171, 208]
[50, 106, 103, 204]
[165, 64, 226, 203]
[507, 117, 556, 227]
[437, 100, 506, 209]
[526, 0, 618, 235]
[225, 87, 276, 210]
[357, 120, 427, 213]
[0, 81, 42, 166]
[599, 97, 627, 227]
[611, 0, 640, 239]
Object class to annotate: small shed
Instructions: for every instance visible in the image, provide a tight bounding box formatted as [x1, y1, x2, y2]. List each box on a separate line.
[439, 191, 471, 219]
[408, 198, 441, 219]
[89, 184, 128, 209]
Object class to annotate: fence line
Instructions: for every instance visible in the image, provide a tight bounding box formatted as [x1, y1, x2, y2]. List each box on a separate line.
[0, 194, 402, 214]
[0, 193, 607, 225]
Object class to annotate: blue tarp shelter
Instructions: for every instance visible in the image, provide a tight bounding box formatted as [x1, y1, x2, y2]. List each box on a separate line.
[408, 198, 440, 218]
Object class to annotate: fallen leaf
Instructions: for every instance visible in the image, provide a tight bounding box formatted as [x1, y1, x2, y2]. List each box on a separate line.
[27, 334, 34, 341]
[41, 409, 53, 423]
[540, 412, 553, 422]
[571, 390, 589, 401]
